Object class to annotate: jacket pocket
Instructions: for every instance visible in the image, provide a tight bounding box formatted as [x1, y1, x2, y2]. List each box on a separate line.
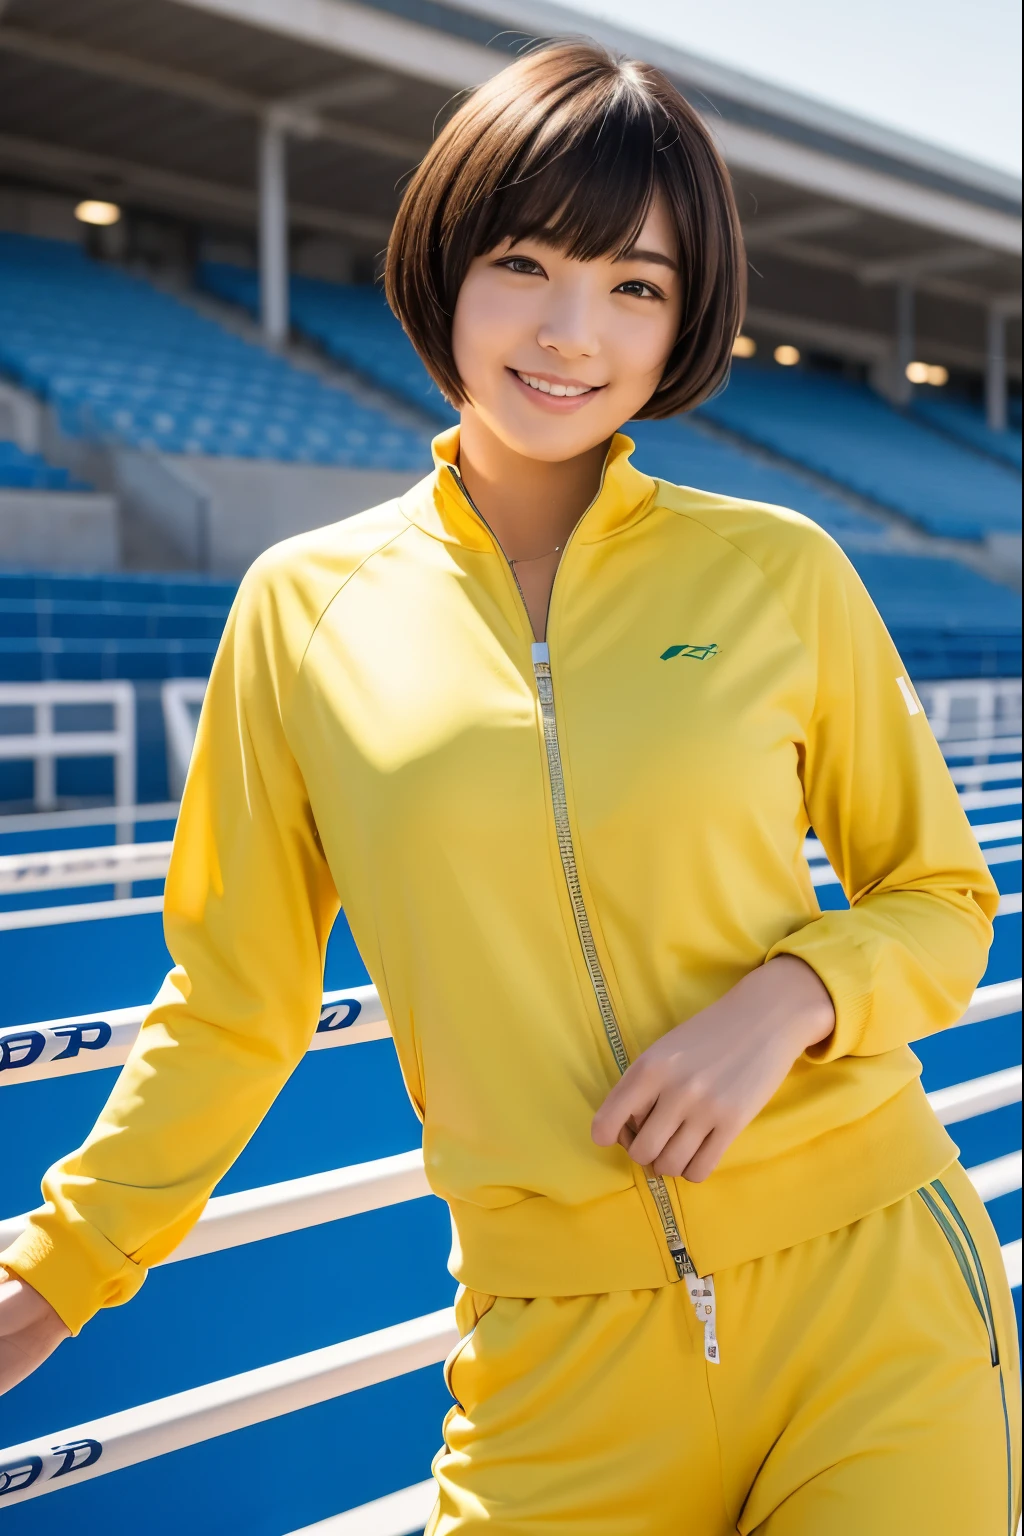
[443, 1288, 497, 1408]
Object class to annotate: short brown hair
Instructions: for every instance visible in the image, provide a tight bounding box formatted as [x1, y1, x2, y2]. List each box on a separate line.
[385, 40, 745, 419]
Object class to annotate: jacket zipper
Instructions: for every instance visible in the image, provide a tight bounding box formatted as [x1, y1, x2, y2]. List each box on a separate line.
[447, 465, 719, 1356]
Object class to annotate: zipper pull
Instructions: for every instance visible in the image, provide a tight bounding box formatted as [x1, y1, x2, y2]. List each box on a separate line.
[532, 641, 553, 703]
[677, 1247, 721, 1364]
[696, 1274, 720, 1364]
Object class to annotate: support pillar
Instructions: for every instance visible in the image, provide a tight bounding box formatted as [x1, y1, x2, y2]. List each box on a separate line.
[985, 307, 1007, 433]
[259, 116, 289, 346]
[894, 280, 914, 405]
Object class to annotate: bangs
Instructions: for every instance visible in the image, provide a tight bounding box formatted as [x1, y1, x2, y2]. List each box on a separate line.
[459, 85, 667, 265]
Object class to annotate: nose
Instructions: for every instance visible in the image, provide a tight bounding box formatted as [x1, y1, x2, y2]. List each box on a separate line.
[535, 279, 600, 361]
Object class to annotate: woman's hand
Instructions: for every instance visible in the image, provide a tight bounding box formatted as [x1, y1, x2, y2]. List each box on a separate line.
[0, 1265, 71, 1395]
[591, 956, 835, 1183]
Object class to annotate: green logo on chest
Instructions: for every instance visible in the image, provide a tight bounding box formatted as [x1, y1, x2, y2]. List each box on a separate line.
[661, 643, 719, 661]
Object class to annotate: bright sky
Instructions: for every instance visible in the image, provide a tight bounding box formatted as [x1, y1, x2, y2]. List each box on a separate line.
[555, 0, 1022, 178]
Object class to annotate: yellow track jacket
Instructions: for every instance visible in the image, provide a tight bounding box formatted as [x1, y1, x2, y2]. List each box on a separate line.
[3, 429, 999, 1334]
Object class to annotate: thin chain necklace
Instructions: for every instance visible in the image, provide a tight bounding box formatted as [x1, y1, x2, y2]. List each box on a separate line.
[509, 542, 563, 566]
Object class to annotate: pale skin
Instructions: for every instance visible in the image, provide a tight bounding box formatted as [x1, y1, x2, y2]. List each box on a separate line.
[0, 191, 834, 1396]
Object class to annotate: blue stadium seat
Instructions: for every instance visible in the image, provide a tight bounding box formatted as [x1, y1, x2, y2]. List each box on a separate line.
[0, 438, 90, 491]
[628, 417, 1021, 680]
[199, 262, 457, 425]
[0, 572, 234, 683]
[697, 361, 1021, 541]
[0, 234, 433, 473]
[911, 393, 1022, 471]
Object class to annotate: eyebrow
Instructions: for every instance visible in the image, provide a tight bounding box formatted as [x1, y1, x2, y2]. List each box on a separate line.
[616, 247, 679, 270]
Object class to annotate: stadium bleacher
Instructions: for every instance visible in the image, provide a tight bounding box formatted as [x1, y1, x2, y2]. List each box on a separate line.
[0, 231, 1018, 687]
[0, 572, 232, 684]
[200, 260, 458, 426]
[911, 392, 1023, 471]
[197, 262, 1023, 547]
[0, 439, 90, 492]
[698, 359, 1022, 541]
[0, 234, 431, 472]
[628, 419, 1021, 678]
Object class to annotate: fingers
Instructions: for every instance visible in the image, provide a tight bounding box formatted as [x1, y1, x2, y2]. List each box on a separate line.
[625, 1093, 694, 1167]
[668, 1122, 734, 1183]
[648, 1115, 714, 1178]
[591, 1073, 658, 1148]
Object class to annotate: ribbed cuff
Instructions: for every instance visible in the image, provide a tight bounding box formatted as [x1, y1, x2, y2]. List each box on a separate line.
[0, 1211, 146, 1337]
[766, 919, 873, 1063]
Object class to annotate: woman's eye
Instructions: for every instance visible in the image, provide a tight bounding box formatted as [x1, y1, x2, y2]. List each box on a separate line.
[616, 280, 661, 300]
[500, 257, 543, 276]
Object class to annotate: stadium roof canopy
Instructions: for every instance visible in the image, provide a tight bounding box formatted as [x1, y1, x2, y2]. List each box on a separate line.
[0, 0, 1020, 405]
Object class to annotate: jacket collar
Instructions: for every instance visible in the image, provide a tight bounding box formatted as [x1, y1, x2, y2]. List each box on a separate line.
[400, 425, 658, 549]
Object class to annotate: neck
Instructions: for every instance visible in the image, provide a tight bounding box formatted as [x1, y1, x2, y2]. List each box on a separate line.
[456, 408, 612, 561]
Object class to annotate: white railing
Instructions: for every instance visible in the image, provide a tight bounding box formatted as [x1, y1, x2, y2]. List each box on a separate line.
[0, 1148, 430, 1258]
[928, 1065, 1022, 1126]
[0, 801, 178, 835]
[0, 682, 136, 813]
[947, 760, 1022, 785]
[966, 1151, 1022, 1204]
[9, 809, 1016, 901]
[0, 841, 173, 896]
[2, 1055, 1017, 1259]
[286, 1479, 437, 1536]
[917, 679, 1022, 744]
[0, 983, 390, 1086]
[2, 978, 1018, 1090]
[0, 1145, 1017, 1508]
[959, 786, 1023, 811]
[0, 973, 1019, 1508]
[941, 736, 1022, 760]
[809, 843, 1022, 888]
[0, 1309, 458, 1508]
[16, 819, 1005, 901]
[161, 678, 206, 800]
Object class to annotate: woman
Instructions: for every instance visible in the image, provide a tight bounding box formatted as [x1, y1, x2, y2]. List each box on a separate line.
[1, 41, 1018, 1535]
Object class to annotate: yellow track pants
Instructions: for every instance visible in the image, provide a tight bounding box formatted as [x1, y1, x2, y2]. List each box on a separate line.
[428, 1162, 1021, 1534]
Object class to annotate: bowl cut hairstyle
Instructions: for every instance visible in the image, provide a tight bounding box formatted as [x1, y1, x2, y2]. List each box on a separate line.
[386, 40, 746, 419]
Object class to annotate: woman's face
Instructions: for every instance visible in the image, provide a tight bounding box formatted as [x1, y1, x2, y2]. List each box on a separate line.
[451, 191, 683, 463]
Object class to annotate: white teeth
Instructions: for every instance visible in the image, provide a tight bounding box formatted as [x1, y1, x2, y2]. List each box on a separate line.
[517, 371, 592, 397]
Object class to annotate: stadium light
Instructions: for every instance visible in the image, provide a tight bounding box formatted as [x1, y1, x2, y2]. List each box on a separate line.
[732, 335, 756, 358]
[75, 200, 121, 227]
[774, 344, 800, 366]
[905, 360, 949, 386]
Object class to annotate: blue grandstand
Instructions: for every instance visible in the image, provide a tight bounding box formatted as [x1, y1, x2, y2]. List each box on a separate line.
[698, 360, 1021, 541]
[0, 571, 233, 684]
[912, 393, 1023, 471]
[0, 439, 90, 492]
[0, 234, 431, 472]
[200, 261, 457, 425]
[627, 419, 1020, 678]
[0, 241, 1018, 687]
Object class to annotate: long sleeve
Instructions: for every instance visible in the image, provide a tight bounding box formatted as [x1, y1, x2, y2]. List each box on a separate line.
[766, 539, 999, 1063]
[1, 554, 340, 1334]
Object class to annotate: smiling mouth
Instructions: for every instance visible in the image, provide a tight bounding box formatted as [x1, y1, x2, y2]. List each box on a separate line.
[513, 369, 601, 398]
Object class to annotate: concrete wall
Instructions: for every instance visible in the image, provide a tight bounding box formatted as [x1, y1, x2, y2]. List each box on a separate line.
[168, 455, 423, 575]
[0, 490, 119, 570]
[0, 382, 44, 455]
[32, 385, 421, 575]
